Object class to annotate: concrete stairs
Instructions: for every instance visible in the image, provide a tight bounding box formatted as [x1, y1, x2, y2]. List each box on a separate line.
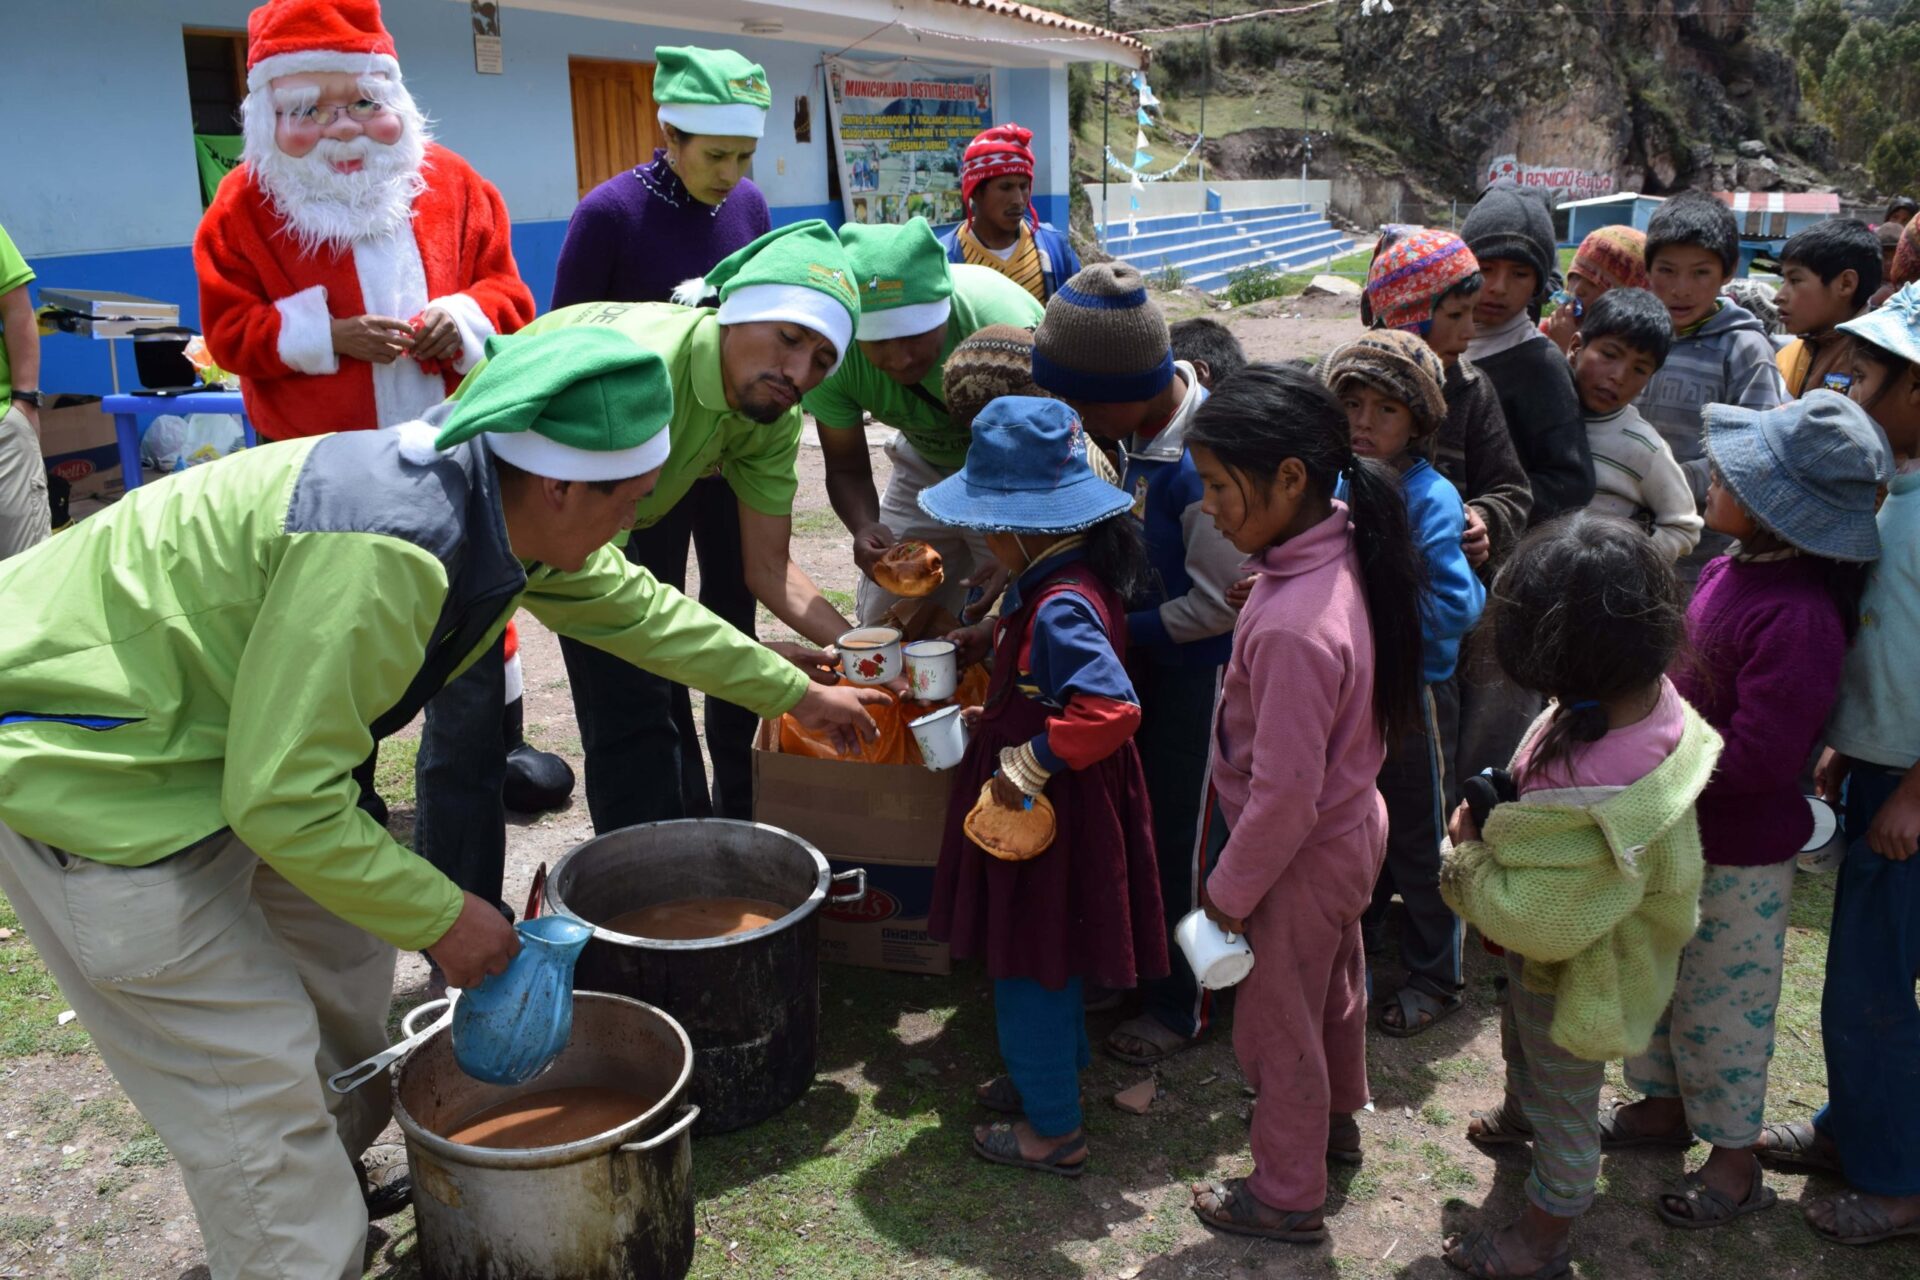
[1094, 202, 1352, 294]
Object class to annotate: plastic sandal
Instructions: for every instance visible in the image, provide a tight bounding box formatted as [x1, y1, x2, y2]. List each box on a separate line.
[1466, 1100, 1534, 1147]
[1808, 1192, 1920, 1247]
[1755, 1119, 1841, 1174]
[1655, 1160, 1777, 1229]
[1442, 1228, 1572, 1278]
[1376, 984, 1464, 1039]
[974, 1075, 1023, 1115]
[1598, 1103, 1696, 1150]
[970, 1123, 1086, 1178]
[1190, 1179, 1326, 1243]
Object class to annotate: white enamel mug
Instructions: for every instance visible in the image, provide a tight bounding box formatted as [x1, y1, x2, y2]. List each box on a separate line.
[904, 639, 959, 702]
[1798, 794, 1844, 873]
[837, 626, 903, 686]
[908, 705, 968, 771]
[1174, 908, 1255, 990]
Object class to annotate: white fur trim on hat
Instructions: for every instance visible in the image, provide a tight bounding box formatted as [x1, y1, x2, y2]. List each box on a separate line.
[716, 282, 853, 373]
[249, 49, 402, 92]
[487, 423, 673, 483]
[394, 419, 444, 466]
[657, 101, 767, 140]
[671, 276, 717, 307]
[855, 297, 952, 343]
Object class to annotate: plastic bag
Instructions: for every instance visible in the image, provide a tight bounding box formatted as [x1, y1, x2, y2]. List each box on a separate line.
[140, 413, 246, 472]
[777, 665, 990, 765]
[183, 335, 234, 388]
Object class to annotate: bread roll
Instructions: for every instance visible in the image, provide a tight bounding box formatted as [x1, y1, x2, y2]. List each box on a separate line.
[963, 782, 1056, 861]
[873, 540, 945, 598]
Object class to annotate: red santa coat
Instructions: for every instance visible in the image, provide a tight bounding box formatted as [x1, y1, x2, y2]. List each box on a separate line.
[195, 143, 535, 440]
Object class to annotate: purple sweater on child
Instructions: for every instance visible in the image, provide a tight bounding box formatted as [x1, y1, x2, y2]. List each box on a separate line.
[551, 151, 771, 309]
[1670, 553, 1849, 866]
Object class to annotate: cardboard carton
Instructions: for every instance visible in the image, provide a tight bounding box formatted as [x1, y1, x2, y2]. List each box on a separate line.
[753, 719, 956, 975]
[38, 396, 121, 498]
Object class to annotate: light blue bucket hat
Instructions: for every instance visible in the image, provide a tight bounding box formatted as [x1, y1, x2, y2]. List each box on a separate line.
[918, 396, 1131, 534]
[1701, 392, 1893, 563]
[1839, 282, 1920, 366]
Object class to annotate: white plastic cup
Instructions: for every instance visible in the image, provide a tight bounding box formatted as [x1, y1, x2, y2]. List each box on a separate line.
[1174, 908, 1255, 990]
[837, 626, 903, 686]
[904, 639, 958, 702]
[908, 705, 968, 771]
[1798, 794, 1844, 873]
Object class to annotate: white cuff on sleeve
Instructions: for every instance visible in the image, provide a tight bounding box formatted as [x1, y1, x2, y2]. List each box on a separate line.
[427, 293, 496, 374]
[275, 285, 338, 375]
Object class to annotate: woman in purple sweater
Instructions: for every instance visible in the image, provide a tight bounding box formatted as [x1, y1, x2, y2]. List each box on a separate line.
[1602, 393, 1891, 1230]
[548, 45, 774, 823]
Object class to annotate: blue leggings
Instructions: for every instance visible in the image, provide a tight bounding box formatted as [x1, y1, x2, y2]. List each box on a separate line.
[1815, 763, 1920, 1196]
[995, 977, 1089, 1136]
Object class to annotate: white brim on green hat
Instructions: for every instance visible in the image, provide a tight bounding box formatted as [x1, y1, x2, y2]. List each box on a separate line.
[658, 101, 766, 139]
[855, 297, 951, 343]
[486, 422, 671, 482]
[717, 283, 854, 373]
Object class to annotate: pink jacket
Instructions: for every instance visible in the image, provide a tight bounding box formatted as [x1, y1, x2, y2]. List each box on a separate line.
[1206, 503, 1389, 922]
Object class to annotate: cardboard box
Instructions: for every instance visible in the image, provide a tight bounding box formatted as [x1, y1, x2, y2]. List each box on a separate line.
[38, 396, 121, 497]
[753, 720, 956, 975]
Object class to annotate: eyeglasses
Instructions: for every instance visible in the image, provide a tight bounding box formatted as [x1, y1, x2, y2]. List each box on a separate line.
[276, 100, 389, 129]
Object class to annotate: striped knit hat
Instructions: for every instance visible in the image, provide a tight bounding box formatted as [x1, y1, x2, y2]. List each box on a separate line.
[1032, 263, 1173, 404]
[1364, 229, 1480, 332]
[1570, 225, 1649, 293]
[944, 324, 1046, 437]
[1319, 330, 1448, 440]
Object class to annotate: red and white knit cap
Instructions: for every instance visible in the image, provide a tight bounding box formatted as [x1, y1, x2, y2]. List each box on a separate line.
[961, 123, 1037, 212]
[245, 0, 401, 92]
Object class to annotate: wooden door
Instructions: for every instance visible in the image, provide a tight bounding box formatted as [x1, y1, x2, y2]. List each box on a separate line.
[569, 58, 661, 199]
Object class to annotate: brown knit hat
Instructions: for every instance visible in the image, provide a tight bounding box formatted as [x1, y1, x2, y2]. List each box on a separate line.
[1319, 330, 1448, 440]
[1031, 263, 1174, 404]
[944, 324, 1046, 437]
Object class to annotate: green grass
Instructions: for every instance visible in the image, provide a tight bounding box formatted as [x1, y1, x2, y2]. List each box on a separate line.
[0, 1213, 54, 1243]
[372, 736, 420, 809]
[0, 897, 91, 1057]
[790, 507, 845, 537]
[820, 586, 856, 615]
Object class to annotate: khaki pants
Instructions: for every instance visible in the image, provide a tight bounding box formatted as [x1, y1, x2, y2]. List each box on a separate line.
[0, 405, 50, 560]
[0, 823, 395, 1280]
[856, 433, 995, 625]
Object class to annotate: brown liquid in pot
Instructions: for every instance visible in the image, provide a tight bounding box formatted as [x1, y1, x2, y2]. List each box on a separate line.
[600, 896, 788, 940]
[442, 1085, 656, 1148]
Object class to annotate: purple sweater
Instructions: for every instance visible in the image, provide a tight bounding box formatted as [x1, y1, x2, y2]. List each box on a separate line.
[1670, 554, 1849, 866]
[551, 151, 771, 308]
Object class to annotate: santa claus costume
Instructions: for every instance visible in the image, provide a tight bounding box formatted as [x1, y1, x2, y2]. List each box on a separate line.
[195, 0, 534, 440]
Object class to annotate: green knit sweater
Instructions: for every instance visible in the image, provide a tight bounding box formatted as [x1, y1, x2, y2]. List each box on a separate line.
[1441, 704, 1722, 1061]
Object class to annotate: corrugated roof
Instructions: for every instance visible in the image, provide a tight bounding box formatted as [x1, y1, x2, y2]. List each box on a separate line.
[932, 0, 1149, 62]
[1714, 191, 1842, 215]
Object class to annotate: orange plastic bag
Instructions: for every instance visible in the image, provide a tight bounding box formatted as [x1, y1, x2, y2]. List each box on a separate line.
[776, 666, 990, 765]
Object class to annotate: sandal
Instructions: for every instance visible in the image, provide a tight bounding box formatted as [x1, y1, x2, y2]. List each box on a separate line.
[1442, 1228, 1571, 1279]
[1328, 1112, 1363, 1166]
[1598, 1103, 1695, 1150]
[974, 1075, 1024, 1115]
[970, 1123, 1086, 1178]
[1466, 1099, 1534, 1148]
[1104, 1014, 1194, 1066]
[1655, 1159, 1776, 1229]
[1755, 1120, 1841, 1174]
[1807, 1191, 1920, 1247]
[1190, 1179, 1325, 1243]
[1376, 984, 1464, 1038]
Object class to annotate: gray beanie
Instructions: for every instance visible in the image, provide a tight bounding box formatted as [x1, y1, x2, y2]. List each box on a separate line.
[1461, 185, 1557, 301]
[1031, 263, 1175, 404]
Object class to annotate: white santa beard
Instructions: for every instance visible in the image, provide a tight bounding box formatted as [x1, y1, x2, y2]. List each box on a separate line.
[242, 86, 431, 257]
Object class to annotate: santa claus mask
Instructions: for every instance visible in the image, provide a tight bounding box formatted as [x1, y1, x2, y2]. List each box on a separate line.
[242, 68, 428, 254]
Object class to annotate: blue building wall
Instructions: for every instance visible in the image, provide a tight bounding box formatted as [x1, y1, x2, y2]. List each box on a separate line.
[1, 1, 1072, 395]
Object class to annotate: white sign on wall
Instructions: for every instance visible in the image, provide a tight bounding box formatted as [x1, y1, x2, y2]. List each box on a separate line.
[1482, 154, 1614, 201]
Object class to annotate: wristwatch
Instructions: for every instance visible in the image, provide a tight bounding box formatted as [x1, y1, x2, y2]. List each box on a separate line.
[9, 389, 41, 408]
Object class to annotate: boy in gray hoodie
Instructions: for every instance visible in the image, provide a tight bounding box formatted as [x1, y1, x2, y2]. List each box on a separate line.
[1637, 192, 1787, 580]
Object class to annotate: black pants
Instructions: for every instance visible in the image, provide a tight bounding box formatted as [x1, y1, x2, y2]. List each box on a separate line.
[1133, 660, 1222, 1039]
[1366, 679, 1462, 998]
[559, 476, 758, 832]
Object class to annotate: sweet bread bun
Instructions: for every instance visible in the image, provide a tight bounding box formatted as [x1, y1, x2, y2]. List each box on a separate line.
[873, 541, 945, 598]
[963, 783, 1057, 861]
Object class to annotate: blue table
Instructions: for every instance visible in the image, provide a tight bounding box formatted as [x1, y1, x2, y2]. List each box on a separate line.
[101, 391, 257, 490]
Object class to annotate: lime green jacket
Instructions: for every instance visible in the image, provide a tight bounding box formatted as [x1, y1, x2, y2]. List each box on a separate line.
[1441, 704, 1722, 1061]
[0, 426, 809, 950]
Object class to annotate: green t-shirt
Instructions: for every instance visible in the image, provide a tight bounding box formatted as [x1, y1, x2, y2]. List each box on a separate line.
[802, 263, 1044, 470]
[467, 301, 804, 528]
[0, 224, 35, 404]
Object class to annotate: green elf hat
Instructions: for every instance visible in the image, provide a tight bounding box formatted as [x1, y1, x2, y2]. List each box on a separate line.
[653, 45, 771, 139]
[838, 218, 955, 342]
[671, 219, 860, 372]
[428, 329, 674, 482]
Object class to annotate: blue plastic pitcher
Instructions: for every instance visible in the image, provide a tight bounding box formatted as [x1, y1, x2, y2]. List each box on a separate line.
[451, 914, 594, 1086]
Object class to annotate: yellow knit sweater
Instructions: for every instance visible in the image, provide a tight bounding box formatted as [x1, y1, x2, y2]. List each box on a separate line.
[1441, 704, 1722, 1061]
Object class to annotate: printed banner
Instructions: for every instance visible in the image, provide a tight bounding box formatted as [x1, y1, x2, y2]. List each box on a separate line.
[1482, 154, 1615, 201]
[824, 56, 993, 228]
[195, 134, 244, 207]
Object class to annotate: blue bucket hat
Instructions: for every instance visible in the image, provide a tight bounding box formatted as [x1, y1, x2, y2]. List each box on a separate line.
[1839, 283, 1920, 366]
[918, 396, 1131, 534]
[1701, 392, 1894, 563]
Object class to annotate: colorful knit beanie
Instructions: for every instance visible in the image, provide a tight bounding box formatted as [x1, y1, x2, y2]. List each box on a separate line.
[1319, 330, 1448, 440]
[1365, 229, 1480, 332]
[961, 123, 1036, 215]
[944, 323, 1046, 437]
[1570, 225, 1649, 293]
[1032, 263, 1173, 404]
[1460, 185, 1557, 301]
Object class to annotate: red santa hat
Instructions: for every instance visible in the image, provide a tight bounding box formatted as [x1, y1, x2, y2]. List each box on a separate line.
[961, 123, 1037, 214]
[246, 0, 402, 93]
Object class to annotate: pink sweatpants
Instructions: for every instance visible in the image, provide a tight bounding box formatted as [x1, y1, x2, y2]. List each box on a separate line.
[1234, 876, 1372, 1211]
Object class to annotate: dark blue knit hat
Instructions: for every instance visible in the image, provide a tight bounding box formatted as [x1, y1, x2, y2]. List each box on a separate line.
[1030, 262, 1174, 404]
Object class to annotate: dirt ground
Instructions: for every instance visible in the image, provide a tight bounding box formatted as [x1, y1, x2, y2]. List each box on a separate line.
[0, 294, 1886, 1280]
